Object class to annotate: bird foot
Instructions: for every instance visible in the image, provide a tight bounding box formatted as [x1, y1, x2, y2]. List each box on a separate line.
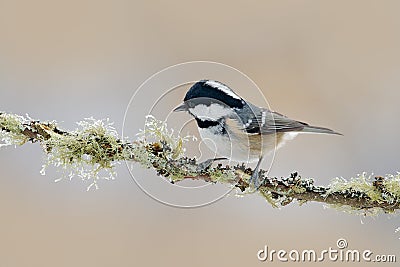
[248, 170, 264, 190]
[196, 157, 227, 172]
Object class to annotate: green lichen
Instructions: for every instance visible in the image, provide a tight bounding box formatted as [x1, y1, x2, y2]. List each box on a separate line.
[291, 184, 307, 194]
[41, 118, 132, 190]
[129, 115, 200, 183]
[137, 115, 196, 160]
[0, 113, 29, 147]
[383, 173, 400, 203]
[207, 167, 236, 184]
[259, 188, 280, 208]
[324, 172, 400, 214]
[326, 173, 383, 202]
[130, 142, 153, 168]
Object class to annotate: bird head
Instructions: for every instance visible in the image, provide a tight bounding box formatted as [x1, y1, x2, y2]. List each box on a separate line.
[174, 80, 245, 122]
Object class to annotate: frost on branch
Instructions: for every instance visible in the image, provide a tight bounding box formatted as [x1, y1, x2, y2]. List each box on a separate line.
[1, 112, 400, 215]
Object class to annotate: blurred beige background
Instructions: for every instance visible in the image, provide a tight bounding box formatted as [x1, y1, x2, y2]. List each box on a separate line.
[0, 0, 399, 266]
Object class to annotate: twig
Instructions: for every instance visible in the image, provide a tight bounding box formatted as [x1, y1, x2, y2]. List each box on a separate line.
[1, 112, 399, 214]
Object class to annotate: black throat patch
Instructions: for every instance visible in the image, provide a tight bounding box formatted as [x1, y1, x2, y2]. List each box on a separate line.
[195, 118, 227, 135]
[195, 118, 220, 128]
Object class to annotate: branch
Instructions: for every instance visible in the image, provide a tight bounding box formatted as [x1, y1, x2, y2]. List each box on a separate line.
[1, 112, 400, 214]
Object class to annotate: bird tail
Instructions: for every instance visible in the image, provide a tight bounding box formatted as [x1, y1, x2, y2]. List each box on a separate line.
[301, 125, 342, 135]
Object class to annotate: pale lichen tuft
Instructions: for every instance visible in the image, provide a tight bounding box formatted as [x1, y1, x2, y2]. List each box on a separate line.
[137, 115, 195, 160]
[40, 117, 130, 190]
[0, 113, 30, 147]
[326, 173, 383, 202]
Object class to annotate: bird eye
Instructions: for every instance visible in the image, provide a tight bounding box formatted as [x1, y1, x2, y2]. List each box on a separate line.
[186, 101, 195, 108]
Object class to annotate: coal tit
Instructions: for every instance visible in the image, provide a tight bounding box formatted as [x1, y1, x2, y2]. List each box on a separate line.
[174, 80, 341, 188]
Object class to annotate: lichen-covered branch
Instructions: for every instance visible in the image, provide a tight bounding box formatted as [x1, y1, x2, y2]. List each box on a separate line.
[1, 112, 400, 214]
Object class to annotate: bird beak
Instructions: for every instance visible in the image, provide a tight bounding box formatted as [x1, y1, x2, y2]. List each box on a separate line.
[173, 103, 187, 112]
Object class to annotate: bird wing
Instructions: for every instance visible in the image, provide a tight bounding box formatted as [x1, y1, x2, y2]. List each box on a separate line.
[236, 103, 307, 134]
[237, 104, 340, 135]
[261, 110, 307, 133]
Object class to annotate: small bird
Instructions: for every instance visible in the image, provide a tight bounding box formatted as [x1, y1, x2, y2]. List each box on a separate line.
[174, 80, 341, 188]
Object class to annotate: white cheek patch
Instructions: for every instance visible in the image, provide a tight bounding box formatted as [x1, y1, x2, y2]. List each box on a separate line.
[189, 103, 233, 120]
[205, 80, 242, 100]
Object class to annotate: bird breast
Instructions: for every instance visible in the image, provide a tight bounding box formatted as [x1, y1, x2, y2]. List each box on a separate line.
[198, 118, 293, 163]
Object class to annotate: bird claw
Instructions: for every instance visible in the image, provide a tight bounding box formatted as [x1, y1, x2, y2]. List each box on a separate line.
[196, 157, 227, 172]
[249, 170, 263, 190]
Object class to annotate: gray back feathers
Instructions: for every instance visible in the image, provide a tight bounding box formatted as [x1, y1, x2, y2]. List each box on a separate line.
[235, 103, 341, 135]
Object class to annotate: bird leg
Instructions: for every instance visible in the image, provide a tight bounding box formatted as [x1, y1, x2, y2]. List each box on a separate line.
[249, 156, 264, 189]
